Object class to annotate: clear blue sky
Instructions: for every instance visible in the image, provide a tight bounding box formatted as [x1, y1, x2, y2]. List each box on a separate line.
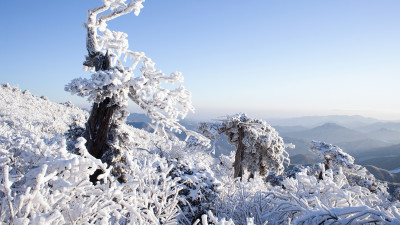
[1, 1, 399, 120]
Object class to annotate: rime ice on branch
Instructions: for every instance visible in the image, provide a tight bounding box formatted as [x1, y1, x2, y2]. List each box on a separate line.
[199, 113, 290, 179]
[65, 0, 207, 162]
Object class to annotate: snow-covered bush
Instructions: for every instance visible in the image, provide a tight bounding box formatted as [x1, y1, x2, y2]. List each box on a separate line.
[212, 175, 277, 224]
[0, 140, 182, 224]
[200, 139, 399, 224]
[209, 165, 400, 224]
[310, 141, 355, 170]
[310, 141, 388, 195]
[199, 113, 290, 180]
[0, 85, 184, 224]
[270, 168, 400, 224]
[169, 157, 220, 224]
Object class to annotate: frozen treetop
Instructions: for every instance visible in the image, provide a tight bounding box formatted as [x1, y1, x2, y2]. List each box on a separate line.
[311, 141, 355, 168]
[85, 0, 145, 55]
[65, 0, 208, 144]
[200, 113, 287, 150]
[199, 113, 290, 176]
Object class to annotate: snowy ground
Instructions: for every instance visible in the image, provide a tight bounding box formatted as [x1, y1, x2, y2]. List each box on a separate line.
[1, 84, 400, 224]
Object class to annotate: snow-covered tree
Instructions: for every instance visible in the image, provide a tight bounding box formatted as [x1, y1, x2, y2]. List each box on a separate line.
[199, 113, 290, 180]
[65, 0, 207, 169]
[310, 141, 355, 171]
[310, 141, 388, 195]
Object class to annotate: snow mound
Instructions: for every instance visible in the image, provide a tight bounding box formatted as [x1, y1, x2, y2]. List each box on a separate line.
[0, 83, 88, 139]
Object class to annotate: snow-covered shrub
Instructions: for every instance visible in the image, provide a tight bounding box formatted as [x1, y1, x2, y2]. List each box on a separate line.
[169, 159, 219, 224]
[135, 135, 223, 224]
[204, 140, 399, 224]
[210, 166, 400, 224]
[212, 176, 278, 224]
[271, 168, 400, 224]
[310, 141, 355, 170]
[199, 113, 290, 180]
[0, 140, 183, 224]
[311, 141, 388, 196]
[0, 86, 183, 224]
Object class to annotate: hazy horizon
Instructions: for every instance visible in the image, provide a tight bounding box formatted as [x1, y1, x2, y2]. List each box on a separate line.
[64, 99, 400, 122]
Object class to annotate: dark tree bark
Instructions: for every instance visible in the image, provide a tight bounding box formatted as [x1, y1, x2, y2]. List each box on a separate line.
[233, 127, 245, 178]
[83, 51, 116, 160]
[85, 97, 118, 159]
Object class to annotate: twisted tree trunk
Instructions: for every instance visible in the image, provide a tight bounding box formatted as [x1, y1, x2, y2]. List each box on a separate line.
[85, 97, 118, 159]
[83, 50, 116, 160]
[233, 127, 245, 178]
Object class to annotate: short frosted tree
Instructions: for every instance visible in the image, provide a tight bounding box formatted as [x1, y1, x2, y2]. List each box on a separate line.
[199, 113, 290, 179]
[66, 0, 206, 165]
[310, 141, 355, 171]
[311, 141, 388, 194]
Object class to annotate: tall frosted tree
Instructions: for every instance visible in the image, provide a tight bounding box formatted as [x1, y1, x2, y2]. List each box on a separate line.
[66, 0, 206, 165]
[199, 113, 290, 179]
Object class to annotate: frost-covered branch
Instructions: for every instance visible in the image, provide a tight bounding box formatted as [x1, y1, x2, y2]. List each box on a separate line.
[85, 0, 145, 56]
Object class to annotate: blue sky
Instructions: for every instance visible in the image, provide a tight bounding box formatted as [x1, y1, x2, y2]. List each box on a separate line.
[1, 1, 399, 120]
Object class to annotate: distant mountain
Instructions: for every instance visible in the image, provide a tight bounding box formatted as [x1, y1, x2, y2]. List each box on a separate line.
[282, 137, 312, 155]
[365, 165, 400, 183]
[274, 125, 308, 135]
[284, 123, 369, 144]
[267, 115, 379, 129]
[355, 144, 400, 170]
[127, 121, 154, 132]
[213, 135, 235, 156]
[335, 138, 391, 154]
[290, 154, 318, 165]
[127, 113, 199, 131]
[365, 128, 400, 144]
[355, 122, 400, 133]
[127, 113, 152, 123]
[354, 144, 400, 159]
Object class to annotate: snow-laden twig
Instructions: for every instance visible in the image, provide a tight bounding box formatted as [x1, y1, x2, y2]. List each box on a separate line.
[2, 165, 14, 223]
